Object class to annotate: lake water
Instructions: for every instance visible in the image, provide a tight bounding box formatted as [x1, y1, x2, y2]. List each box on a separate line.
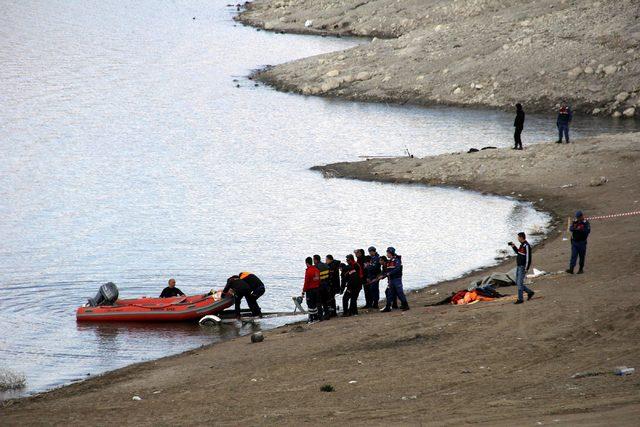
[1, 0, 637, 398]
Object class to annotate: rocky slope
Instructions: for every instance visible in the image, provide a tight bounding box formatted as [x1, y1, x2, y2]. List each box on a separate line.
[238, 0, 640, 116]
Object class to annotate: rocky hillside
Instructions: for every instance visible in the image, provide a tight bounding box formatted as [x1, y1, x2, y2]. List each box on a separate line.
[238, 0, 640, 116]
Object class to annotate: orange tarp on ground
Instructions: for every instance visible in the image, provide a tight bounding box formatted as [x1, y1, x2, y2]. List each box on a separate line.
[453, 290, 497, 305]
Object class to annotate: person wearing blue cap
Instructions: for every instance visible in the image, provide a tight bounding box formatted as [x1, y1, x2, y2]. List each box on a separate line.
[567, 210, 591, 274]
[380, 247, 410, 312]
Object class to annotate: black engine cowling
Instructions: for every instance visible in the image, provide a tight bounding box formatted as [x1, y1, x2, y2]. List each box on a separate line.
[88, 282, 119, 307]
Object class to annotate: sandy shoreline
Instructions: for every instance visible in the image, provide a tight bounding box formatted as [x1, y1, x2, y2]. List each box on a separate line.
[2, 2, 640, 423]
[2, 132, 639, 425]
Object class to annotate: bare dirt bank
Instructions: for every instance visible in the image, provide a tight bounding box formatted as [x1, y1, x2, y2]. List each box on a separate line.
[238, 0, 640, 115]
[2, 133, 640, 426]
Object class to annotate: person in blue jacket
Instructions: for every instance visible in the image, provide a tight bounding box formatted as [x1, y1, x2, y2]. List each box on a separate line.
[556, 103, 573, 144]
[567, 210, 591, 274]
[380, 247, 409, 312]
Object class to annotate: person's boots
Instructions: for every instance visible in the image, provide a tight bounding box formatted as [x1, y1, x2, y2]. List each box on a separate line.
[565, 268, 574, 274]
[401, 304, 410, 311]
[380, 305, 392, 313]
[577, 268, 584, 274]
[556, 140, 562, 144]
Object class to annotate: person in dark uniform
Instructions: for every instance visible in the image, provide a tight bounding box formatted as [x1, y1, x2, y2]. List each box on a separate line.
[556, 103, 573, 143]
[567, 210, 591, 274]
[378, 256, 397, 309]
[380, 247, 409, 312]
[365, 246, 382, 308]
[302, 257, 321, 323]
[509, 232, 534, 304]
[160, 278, 185, 298]
[514, 103, 525, 150]
[313, 254, 331, 320]
[325, 254, 341, 317]
[223, 276, 261, 318]
[238, 272, 265, 316]
[340, 255, 362, 316]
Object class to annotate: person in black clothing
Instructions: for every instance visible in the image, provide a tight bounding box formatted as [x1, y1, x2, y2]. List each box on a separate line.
[238, 272, 265, 316]
[354, 249, 367, 306]
[313, 254, 331, 320]
[341, 255, 362, 316]
[514, 103, 525, 150]
[365, 247, 382, 308]
[223, 276, 261, 318]
[567, 210, 591, 274]
[378, 256, 397, 309]
[160, 278, 185, 298]
[325, 254, 341, 317]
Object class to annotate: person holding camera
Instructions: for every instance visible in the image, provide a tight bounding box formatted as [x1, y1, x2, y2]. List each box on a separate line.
[509, 232, 534, 304]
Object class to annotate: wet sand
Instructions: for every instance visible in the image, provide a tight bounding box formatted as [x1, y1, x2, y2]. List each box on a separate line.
[2, 132, 639, 425]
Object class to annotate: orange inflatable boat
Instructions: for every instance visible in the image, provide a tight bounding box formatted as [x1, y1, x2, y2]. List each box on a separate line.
[76, 291, 233, 322]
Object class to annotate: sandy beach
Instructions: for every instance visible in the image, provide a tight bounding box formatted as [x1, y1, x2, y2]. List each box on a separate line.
[3, 1, 640, 425]
[2, 132, 639, 425]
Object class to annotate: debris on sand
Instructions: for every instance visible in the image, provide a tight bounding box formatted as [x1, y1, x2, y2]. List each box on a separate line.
[571, 370, 604, 379]
[613, 366, 635, 376]
[320, 384, 334, 392]
[251, 332, 265, 343]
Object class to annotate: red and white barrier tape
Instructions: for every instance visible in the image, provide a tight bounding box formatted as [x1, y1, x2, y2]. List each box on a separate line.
[586, 210, 640, 220]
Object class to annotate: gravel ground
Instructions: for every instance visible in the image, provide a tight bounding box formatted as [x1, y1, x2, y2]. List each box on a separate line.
[238, 0, 640, 116]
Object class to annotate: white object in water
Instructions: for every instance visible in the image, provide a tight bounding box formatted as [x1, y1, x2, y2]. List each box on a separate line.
[199, 315, 222, 325]
[304, 19, 313, 28]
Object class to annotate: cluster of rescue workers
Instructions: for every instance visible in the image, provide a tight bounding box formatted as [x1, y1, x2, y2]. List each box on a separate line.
[192, 246, 409, 323]
[158, 212, 591, 323]
[300, 246, 409, 323]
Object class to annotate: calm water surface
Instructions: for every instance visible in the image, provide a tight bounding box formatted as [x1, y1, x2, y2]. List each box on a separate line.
[1, 0, 637, 397]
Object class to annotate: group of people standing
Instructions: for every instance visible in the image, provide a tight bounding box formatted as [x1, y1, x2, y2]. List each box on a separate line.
[164, 213, 590, 317]
[512, 102, 573, 149]
[302, 246, 409, 323]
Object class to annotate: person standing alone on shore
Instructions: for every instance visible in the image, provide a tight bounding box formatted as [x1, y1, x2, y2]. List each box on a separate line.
[567, 211, 591, 274]
[556, 102, 573, 143]
[514, 103, 525, 150]
[509, 232, 534, 304]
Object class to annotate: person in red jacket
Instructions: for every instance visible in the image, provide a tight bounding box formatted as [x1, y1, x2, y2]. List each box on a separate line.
[302, 256, 321, 323]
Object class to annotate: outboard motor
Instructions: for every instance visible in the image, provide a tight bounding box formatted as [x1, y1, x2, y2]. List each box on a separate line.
[88, 282, 119, 307]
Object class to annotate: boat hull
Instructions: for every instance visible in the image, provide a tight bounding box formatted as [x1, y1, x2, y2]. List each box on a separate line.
[76, 293, 233, 322]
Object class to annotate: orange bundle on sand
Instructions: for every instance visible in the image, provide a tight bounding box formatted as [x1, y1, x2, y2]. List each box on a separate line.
[452, 290, 497, 305]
